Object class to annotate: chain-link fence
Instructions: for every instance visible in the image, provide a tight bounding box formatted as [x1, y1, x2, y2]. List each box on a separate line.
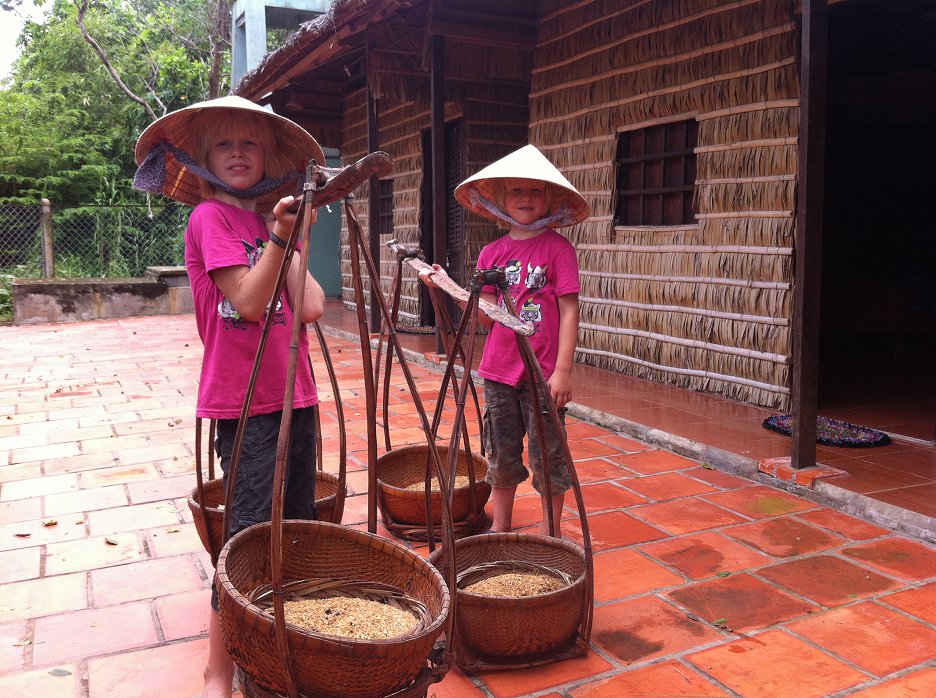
[0, 201, 187, 279]
[0, 201, 188, 319]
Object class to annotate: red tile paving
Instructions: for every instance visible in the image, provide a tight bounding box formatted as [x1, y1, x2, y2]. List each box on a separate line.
[722, 516, 847, 557]
[638, 531, 774, 579]
[787, 602, 936, 676]
[687, 630, 869, 698]
[1, 308, 935, 697]
[757, 554, 901, 607]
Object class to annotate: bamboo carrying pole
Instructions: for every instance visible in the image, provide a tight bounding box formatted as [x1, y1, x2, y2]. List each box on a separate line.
[410, 260, 596, 666]
[217, 153, 458, 697]
[378, 240, 488, 545]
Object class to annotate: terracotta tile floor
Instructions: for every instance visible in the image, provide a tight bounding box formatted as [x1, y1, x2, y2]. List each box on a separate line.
[1, 306, 935, 697]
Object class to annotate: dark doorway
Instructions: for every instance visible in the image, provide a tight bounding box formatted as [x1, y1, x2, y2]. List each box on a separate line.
[819, 0, 936, 442]
[419, 120, 466, 327]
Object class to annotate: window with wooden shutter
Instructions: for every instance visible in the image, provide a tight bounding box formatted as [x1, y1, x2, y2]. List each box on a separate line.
[614, 120, 698, 227]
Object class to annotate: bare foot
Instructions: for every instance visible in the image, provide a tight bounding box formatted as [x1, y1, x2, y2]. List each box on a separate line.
[201, 675, 233, 698]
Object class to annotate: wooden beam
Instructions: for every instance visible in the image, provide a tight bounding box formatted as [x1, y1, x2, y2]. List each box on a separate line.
[390, 249, 534, 336]
[791, 0, 828, 468]
[427, 18, 536, 49]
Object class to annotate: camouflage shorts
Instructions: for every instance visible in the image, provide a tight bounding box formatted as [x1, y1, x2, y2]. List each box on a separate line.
[482, 379, 572, 495]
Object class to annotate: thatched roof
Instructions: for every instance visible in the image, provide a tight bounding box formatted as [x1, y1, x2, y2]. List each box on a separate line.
[236, 0, 414, 100]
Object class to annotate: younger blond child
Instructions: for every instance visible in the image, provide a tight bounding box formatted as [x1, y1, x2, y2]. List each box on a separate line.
[421, 144, 590, 537]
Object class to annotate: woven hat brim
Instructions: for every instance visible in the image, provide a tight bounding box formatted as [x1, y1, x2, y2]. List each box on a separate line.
[134, 95, 325, 211]
[454, 144, 590, 227]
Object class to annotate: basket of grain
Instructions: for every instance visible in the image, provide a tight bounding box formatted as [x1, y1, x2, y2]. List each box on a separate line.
[217, 519, 450, 698]
[428, 531, 588, 671]
[376, 443, 490, 540]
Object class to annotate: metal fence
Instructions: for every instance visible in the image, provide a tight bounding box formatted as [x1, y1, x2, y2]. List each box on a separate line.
[0, 201, 188, 280]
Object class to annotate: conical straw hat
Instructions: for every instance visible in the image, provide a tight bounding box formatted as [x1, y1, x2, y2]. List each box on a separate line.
[454, 144, 590, 227]
[133, 95, 324, 212]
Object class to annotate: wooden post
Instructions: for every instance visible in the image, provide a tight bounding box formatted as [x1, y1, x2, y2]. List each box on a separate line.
[791, 0, 828, 468]
[41, 198, 54, 278]
[366, 40, 381, 334]
[430, 33, 448, 354]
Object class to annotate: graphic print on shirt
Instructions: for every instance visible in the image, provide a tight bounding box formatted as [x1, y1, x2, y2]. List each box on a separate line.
[526, 263, 547, 290]
[519, 298, 542, 323]
[505, 259, 522, 287]
[217, 238, 286, 330]
[497, 256, 548, 328]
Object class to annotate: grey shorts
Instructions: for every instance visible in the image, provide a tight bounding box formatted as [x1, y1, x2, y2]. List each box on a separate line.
[482, 379, 572, 496]
[210, 406, 318, 611]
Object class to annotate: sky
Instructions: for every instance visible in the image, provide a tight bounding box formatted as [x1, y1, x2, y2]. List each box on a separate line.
[1, 0, 47, 78]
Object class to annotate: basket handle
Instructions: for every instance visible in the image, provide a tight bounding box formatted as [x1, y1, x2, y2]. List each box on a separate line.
[345, 199, 460, 668]
[418, 276, 487, 545]
[311, 322, 347, 514]
[499, 283, 595, 644]
[193, 418, 221, 565]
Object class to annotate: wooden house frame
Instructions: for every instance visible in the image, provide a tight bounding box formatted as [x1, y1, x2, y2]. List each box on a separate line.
[236, 0, 936, 466]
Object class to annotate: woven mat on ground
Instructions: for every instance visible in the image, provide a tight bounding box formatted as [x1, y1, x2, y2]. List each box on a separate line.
[762, 414, 892, 447]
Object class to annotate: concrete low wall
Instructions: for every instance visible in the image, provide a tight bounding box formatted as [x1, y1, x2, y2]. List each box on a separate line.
[12, 266, 193, 325]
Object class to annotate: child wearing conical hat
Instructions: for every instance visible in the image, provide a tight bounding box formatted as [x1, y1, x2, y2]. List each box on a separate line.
[421, 144, 589, 538]
[134, 95, 327, 698]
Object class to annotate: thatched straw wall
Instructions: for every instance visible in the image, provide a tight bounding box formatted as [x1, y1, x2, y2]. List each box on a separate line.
[531, 0, 799, 408]
[340, 36, 531, 327]
[338, 88, 373, 316]
[462, 84, 531, 276]
[338, 89, 431, 326]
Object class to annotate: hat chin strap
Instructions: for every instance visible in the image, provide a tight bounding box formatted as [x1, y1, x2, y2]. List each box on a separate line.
[468, 188, 574, 231]
[133, 140, 301, 202]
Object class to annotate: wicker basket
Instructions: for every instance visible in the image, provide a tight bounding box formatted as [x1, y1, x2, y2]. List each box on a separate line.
[376, 444, 490, 530]
[217, 520, 449, 698]
[428, 532, 587, 669]
[188, 471, 345, 562]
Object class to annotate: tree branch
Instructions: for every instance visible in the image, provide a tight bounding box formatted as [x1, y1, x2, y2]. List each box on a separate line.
[73, 0, 162, 121]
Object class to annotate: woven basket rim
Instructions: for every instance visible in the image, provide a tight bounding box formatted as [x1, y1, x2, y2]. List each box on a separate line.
[376, 444, 489, 495]
[429, 531, 587, 601]
[217, 520, 451, 647]
[187, 478, 224, 514]
[189, 470, 343, 512]
[452, 530, 587, 554]
[378, 479, 489, 496]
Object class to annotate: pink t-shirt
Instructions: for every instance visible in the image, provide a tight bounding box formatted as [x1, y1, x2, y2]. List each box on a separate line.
[476, 229, 580, 387]
[185, 198, 317, 419]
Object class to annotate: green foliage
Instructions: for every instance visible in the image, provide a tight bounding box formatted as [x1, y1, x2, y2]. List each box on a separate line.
[0, 88, 119, 203]
[52, 197, 187, 278]
[0, 0, 231, 205]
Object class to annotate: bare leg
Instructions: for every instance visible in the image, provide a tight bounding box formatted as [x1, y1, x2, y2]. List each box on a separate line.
[541, 492, 565, 537]
[490, 485, 518, 532]
[203, 608, 234, 698]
